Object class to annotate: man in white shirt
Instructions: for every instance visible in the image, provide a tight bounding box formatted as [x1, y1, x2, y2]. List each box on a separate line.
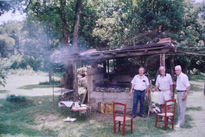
[175, 65, 190, 128]
[152, 66, 173, 112]
[129, 67, 150, 118]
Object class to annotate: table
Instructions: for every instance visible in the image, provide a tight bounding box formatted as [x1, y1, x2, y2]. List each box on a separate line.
[71, 104, 90, 120]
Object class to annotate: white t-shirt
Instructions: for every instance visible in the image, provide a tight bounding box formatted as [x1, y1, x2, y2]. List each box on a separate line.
[155, 73, 173, 91]
[131, 75, 149, 91]
[176, 72, 190, 90]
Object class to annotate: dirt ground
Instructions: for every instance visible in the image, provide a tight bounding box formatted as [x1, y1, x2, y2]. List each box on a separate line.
[0, 71, 61, 98]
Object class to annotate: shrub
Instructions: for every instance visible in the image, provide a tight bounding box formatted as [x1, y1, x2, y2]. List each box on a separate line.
[39, 80, 60, 85]
[10, 55, 41, 71]
[6, 95, 26, 103]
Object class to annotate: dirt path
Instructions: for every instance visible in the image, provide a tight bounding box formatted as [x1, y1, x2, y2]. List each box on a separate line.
[168, 80, 205, 137]
[0, 71, 61, 98]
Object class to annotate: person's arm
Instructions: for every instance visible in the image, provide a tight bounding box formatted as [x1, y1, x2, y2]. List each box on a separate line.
[129, 83, 134, 96]
[186, 86, 190, 94]
[182, 86, 190, 100]
[129, 77, 135, 95]
[152, 76, 159, 92]
[130, 84, 134, 93]
[152, 85, 159, 92]
[146, 85, 150, 96]
[145, 78, 150, 96]
[182, 75, 191, 100]
[170, 85, 173, 92]
[146, 85, 150, 91]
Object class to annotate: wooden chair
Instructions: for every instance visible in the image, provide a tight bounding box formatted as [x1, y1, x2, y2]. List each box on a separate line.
[113, 102, 133, 136]
[155, 99, 176, 130]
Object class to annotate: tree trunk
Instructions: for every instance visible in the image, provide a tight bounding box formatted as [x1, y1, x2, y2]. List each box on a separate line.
[49, 68, 52, 83]
[60, 0, 69, 45]
[64, 65, 73, 89]
[45, 29, 52, 83]
[72, 0, 82, 100]
[59, 0, 74, 90]
[72, 0, 82, 48]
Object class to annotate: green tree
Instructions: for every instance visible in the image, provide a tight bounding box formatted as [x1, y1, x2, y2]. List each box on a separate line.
[0, 0, 28, 16]
[92, 0, 204, 48]
[0, 34, 15, 57]
[0, 57, 14, 86]
[178, 1, 205, 47]
[0, 22, 22, 57]
[92, 0, 133, 48]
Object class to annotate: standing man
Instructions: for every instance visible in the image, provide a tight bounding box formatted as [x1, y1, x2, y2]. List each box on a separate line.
[152, 66, 173, 112]
[175, 65, 190, 128]
[129, 67, 150, 118]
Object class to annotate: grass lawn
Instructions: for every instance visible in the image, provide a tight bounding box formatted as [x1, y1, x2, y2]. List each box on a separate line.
[0, 90, 9, 93]
[189, 73, 205, 81]
[0, 95, 194, 137]
[0, 96, 58, 136]
[18, 80, 61, 89]
[1, 74, 202, 137]
[188, 73, 204, 93]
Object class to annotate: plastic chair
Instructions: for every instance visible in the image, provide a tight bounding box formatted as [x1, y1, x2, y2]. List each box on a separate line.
[113, 102, 133, 136]
[155, 99, 176, 130]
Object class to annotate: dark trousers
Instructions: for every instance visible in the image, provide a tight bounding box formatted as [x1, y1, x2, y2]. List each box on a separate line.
[132, 90, 145, 116]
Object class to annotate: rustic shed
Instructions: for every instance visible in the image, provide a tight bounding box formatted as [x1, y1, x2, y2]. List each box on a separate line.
[71, 42, 175, 61]
[69, 42, 175, 111]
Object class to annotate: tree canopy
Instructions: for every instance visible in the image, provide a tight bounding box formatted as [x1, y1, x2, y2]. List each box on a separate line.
[21, 0, 204, 49]
[0, 0, 204, 86]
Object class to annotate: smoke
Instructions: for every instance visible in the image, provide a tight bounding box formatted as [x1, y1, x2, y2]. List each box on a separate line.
[0, 19, 90, 73]
[50, 46, 73, 65]
[50, 37, 90, 66]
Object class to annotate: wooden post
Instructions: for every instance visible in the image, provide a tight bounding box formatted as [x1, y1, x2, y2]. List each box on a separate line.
[49, 70, 52, 82]
[170, 55, 175, 99]
[204, 81, 205, 96]
[170, 55, 175, 78]
[160, 54, 165, 67]
[72, 61, 78, 100]
[107, 60, 110, 79]
[103, 61, 106, 74]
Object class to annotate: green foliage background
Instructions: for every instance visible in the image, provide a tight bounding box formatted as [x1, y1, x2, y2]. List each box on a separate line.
[0, 0, 204, 86]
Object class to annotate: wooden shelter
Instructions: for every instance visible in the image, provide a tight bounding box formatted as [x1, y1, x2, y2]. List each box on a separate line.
[68, 42, 175, 111]
[71, 42, 175, 62]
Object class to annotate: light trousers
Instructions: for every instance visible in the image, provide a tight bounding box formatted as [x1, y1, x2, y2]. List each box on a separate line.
[177, 92, 187, 126]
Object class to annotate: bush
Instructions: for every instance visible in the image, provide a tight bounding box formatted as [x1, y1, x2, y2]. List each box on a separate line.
[10, 55, 41, 71]
[0, 57, 13, 86]
[39, 80, 60, 85]
[6, 95, 27, 103]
